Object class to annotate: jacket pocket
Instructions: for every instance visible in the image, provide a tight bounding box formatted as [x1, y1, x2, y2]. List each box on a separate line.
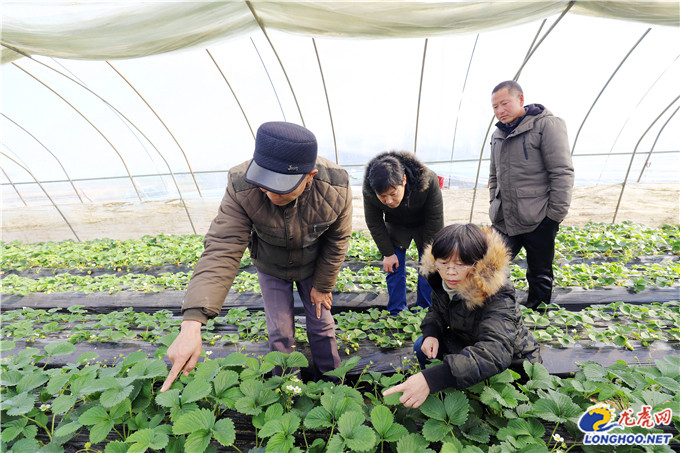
[249, 231, 258, 259]
[515, 186, 549, 226]
[252, 225, 287, 248]
[302, 220, 333, 247]
[489, 195, 503, 224]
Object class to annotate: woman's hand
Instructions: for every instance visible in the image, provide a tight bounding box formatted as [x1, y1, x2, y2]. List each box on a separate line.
[422, 336, 439, 359]
[382, 372, 431, 408]
[383, 254, 400, 273]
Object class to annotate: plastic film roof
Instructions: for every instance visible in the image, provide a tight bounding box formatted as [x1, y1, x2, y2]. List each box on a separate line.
[2, 1, 678, 63]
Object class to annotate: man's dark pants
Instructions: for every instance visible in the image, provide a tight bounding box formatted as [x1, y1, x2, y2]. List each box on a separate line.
[257, 270, 341, 380]
[494, 216, 560, 309]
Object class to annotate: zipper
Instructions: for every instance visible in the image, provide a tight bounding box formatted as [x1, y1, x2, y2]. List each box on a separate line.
[522, 136, 528, 160]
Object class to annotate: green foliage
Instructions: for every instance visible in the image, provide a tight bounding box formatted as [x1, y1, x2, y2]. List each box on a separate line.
[1, 225, 679, 450]
[1, 234, 208, 271]
[2, 301, 679, 356]
[0, 271, 263, 296]
[2, 343, 680, 452]
[3, 223, 678, 296]
[523, 301, 680, 349]
[9, 221, 672, 272]
[556, 222, 679, 259]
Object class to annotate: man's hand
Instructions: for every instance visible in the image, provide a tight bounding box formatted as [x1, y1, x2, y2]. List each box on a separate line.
[310, 287, 332, 319]
[382, 372, 431, 408]
[160, 320, 203, 392]
[421, 336, 439, 359]
[383, 254, 399, 273]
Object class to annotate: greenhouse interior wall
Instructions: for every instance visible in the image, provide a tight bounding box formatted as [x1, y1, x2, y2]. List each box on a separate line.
[1, 2, 678, 242]
[1, 2, 679, 453]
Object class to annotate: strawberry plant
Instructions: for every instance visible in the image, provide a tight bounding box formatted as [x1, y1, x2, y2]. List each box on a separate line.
[2, 341, 679, 452]
[5, 223, 674, 273]
[2, 301, 678, 355]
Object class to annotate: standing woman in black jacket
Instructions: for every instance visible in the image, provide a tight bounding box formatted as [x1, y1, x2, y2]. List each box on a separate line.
[363, 151, 444, 315]
[383, 223, 541, 408]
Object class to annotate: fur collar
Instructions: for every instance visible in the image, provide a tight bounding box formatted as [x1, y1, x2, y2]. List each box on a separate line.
[364, 151, 430, 193]
[420, 227, 510, 310]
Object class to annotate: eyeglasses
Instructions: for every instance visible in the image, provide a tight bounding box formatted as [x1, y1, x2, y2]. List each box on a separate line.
[435, 261, 473, 273]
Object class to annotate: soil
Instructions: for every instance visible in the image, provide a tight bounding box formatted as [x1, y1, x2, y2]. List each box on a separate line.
[1, 183, 677, 243]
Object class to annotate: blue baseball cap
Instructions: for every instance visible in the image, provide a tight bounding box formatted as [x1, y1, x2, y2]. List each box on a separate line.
[244, 122, 318, 194]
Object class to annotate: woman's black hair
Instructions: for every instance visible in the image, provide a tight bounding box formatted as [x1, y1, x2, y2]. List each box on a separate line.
[430, 223, 488, 265]
[367, 155, 405, 194]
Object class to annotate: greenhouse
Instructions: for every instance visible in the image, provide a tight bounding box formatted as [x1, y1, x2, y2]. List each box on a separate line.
[1, 1, 679, 452]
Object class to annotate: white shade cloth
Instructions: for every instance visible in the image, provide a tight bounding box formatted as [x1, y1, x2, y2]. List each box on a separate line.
[2, 1, 678, 63]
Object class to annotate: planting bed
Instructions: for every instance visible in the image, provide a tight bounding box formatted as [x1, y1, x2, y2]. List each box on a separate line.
[1, 223, 679, 452]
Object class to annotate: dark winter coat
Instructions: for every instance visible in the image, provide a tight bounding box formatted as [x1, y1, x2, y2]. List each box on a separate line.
[418, 227, 541, 393]
[362, 151, 444, 256]
[182, 156, 352, 324]
[489, 104, 574, 236]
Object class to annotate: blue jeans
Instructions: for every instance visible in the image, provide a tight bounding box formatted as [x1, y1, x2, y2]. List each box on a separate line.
[386, 247, 433, 315]
[414, 335, 456, 369]
[414, 334, 446, 369]
[413, 335, 430, 369]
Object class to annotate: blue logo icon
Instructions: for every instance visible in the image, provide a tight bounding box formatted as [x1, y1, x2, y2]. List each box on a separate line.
[578, 404, 621, 433]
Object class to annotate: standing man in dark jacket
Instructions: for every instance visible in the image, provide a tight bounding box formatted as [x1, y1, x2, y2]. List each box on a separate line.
[161, 122, 352, 391]
[363, 151, 444, 315]
[489, 81, 574, 309]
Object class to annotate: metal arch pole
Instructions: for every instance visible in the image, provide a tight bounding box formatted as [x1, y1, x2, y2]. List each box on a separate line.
[414, 39, 428, 155]
[598, 55, 679, 184]
[450, 34, 479, 161]
[571, 28, 651, 156]
[607, 55, 678, 157]
[0, 151, 81, 241]
[513, 1, 574, 80]
[106, 61, 203, 198]
[12, 63, 143, 202]
[1, 113, 83, 203]
[468, 117, 496, 222]
[16, 57, 197, 233]
[44, 56, 166, 187]
[9, 54, 197, 233]
[637, 103, 680, 182]
[246, 0, 306, 127]
[312, 38, 339, 164]
[206, 49, 255, 140]
[0, 165, 27, 206]
[613, 95, 680, 223]
[251, 38, 287, 122]
[469, 18, 547, 221]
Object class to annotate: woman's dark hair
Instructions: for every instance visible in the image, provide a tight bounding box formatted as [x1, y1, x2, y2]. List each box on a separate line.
[430, 224, 488, 265]
[367, 155, 405, 194]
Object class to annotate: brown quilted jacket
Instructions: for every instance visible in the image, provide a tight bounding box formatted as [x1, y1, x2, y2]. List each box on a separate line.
[182, 156, 352, 323]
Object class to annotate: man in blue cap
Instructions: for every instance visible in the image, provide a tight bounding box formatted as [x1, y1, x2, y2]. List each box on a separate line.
[161, 122, 352, 391]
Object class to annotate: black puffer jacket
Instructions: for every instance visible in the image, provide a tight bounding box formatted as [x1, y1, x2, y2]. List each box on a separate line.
[362, 151, 444, 256]
[418, 227, 541, 393]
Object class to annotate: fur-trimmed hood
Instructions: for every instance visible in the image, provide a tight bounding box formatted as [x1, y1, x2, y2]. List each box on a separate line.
[419, 227, 511, 311]
[364, 151, 431, 193]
